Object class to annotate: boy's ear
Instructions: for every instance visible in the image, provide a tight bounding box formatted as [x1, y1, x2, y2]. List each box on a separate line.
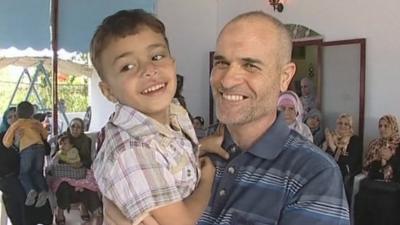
[98, 81, 118, 103]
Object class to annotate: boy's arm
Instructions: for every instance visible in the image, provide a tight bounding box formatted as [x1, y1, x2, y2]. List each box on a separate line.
[149, 157, 215, 225]
[2, 122, 18, 148]
[103, 156, 215, 225]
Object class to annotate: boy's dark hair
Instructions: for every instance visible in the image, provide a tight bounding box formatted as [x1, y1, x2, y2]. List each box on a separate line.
[90, 9, 169, 80]
[16, 101, 34, 119]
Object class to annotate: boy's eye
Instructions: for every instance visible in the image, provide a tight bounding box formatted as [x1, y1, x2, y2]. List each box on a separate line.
[120, 64, 134, 72]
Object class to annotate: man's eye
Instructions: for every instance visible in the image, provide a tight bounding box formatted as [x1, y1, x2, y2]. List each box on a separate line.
[152, 54, 164, 61]
[213, 60, 228, 68]
[121, 64, 134, 72]
[243, 63, 260, 72]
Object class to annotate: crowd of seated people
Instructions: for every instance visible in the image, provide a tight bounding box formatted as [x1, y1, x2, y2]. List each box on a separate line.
[0, 101, 103, 225]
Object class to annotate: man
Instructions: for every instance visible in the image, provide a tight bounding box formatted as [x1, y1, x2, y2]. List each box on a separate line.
[104, 11, 350, 225]
[197, 11, 349, 225]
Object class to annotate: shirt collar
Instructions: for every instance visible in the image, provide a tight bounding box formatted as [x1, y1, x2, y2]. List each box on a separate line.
[224, 112, 290, 160]
[109, 99, 196, 142]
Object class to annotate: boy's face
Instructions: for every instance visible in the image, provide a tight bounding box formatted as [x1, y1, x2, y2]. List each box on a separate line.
[99, 27, 177, 121]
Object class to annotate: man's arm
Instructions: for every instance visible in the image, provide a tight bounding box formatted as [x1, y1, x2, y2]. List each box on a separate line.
[280, 166, 350, 225]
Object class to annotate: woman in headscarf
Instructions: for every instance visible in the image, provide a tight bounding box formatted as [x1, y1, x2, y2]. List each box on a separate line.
[324, 113, 363, 204]
[0, 107, 53, 225]
[278, 90, 313, 143]
[304, 108, 325, 148]
[50, 118, 102, 225]
[363, 115, 400, 181]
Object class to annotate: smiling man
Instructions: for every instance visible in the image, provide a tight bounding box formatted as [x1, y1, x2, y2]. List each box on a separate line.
[197, 11, 350, 225]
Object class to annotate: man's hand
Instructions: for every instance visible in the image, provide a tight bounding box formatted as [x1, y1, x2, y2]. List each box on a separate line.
[199, 156, 216, 185]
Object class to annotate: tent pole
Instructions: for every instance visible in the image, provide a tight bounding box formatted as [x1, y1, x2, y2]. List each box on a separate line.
[51, 0, 59, 135]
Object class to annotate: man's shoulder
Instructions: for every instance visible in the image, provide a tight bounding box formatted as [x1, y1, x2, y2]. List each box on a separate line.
[283, 130, 338, 171]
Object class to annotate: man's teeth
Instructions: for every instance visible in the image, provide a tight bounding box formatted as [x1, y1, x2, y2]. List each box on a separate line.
[143, 84, 165, 94]
[222, 94, 244, 101]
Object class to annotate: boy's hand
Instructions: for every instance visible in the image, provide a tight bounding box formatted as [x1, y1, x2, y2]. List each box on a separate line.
[199, 124, 229, 160]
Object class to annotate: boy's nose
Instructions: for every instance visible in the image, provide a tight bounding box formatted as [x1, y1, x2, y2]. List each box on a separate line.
[143, 62, 158, 77]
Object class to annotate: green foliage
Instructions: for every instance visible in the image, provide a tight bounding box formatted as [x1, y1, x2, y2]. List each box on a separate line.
[0, 68, 89, 115]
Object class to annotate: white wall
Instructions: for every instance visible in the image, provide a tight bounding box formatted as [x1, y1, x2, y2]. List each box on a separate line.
[90, 0, 400, 147]
[156, 0, 218, 124]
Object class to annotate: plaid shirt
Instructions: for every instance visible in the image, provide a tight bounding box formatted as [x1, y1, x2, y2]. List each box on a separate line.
[93, 100, 200, 223]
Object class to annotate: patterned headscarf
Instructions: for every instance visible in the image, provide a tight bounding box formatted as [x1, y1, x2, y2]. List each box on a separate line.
[0, 107, 16, 133]
[364, 115, 400, 168]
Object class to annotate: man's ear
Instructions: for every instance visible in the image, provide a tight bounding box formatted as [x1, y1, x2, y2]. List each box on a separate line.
[279, 62, 296, 92]
[98, 81, 118, 103]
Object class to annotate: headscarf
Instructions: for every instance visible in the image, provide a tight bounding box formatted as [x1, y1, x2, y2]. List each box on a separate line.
[278, 91, 313, 142]
[364, 115, 400, 168]
[0, 107, 16, 133]
[64, 117, 92, 168]
[278, 90, 304, 122]
[331, 113, 354, 160]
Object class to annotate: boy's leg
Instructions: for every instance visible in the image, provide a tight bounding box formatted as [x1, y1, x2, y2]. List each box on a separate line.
[19, 148, 38, 206]
[32, 145, 48, 207]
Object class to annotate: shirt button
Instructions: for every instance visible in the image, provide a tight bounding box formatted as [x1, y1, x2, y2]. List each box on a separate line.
[219, 189, 226, 196]
[187, 169, 191, 177]
[231, 146, 237, 153]
[228, 167, 235, 174]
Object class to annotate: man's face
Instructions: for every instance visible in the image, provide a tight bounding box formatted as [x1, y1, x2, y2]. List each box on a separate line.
[99, 27, 177, 122]
[211, 19, 295, 126]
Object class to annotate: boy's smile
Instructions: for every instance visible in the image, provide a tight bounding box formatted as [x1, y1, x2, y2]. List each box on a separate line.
[99, 27, 177, 124]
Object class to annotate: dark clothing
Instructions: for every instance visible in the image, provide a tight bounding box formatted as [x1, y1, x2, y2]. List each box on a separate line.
[327, 135, 363, 204]
[56, 181, 101, 213]
[327, 135, 363, 178]
[354, 179, 400, 225]
[0, 132, 53, 225]
[0, 175, 27, 225]
[311, 126, 325, 148]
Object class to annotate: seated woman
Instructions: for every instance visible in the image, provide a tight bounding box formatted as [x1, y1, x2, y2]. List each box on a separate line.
[277, 90, 313, 142]
[47, 118, 102, 225]
[323, 113, 363, 203]
[354, 115, 400, 225]
[364, 114, 400, 181]
[304, 108, 325, 148]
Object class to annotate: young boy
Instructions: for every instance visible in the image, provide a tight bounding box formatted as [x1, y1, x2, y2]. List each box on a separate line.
[91, 9, 221, 225]
[56, 135, 82, 168]
[2, 101, 48, 208]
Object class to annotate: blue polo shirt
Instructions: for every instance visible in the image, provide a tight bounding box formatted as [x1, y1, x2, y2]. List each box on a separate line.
[198, 113, 350, 225]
